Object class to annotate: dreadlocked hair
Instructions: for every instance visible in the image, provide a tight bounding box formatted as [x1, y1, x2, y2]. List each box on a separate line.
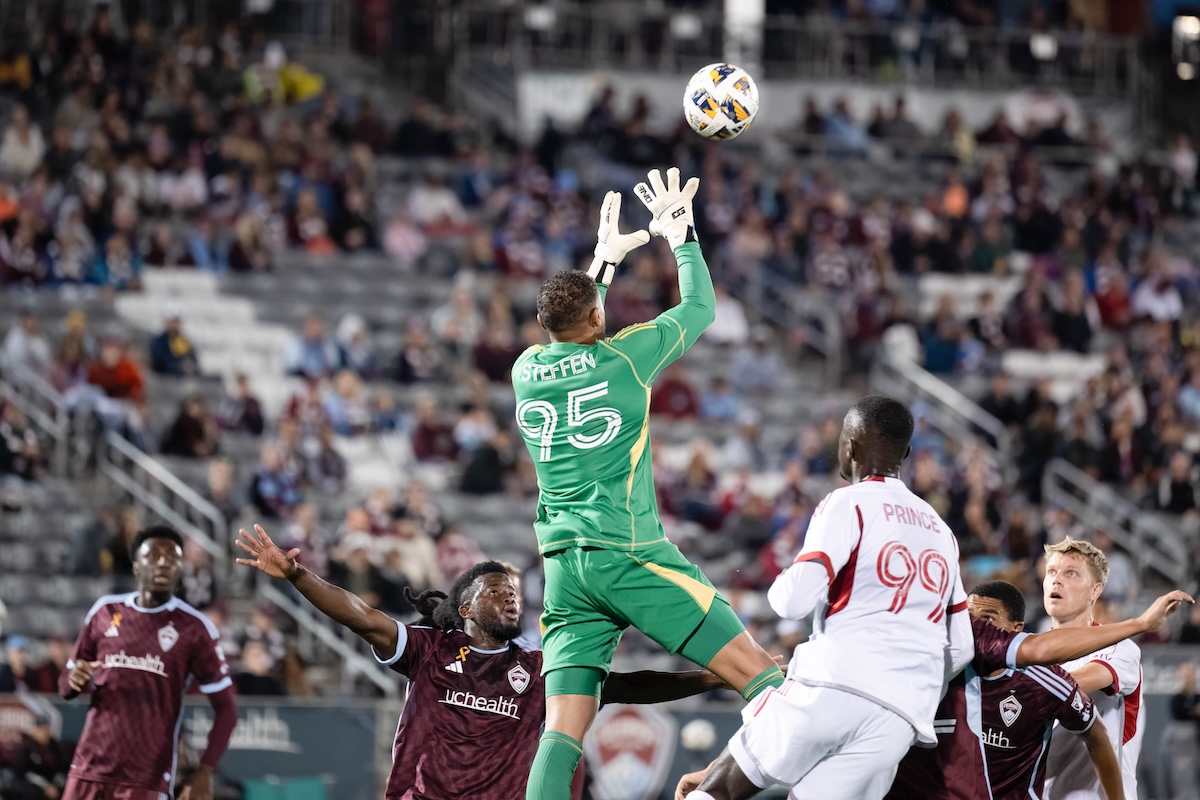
[403, 587, 449, 628]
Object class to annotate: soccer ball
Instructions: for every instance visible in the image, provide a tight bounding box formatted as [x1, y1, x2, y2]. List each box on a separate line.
[683, 63, 759, 141]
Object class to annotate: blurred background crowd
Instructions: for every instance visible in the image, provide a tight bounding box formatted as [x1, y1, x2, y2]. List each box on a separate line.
[0, 2, 1195, 790]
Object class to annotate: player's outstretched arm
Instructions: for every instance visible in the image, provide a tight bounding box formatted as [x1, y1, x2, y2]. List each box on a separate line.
[235, 525, 398, 656]
[633, 167, 715, 341]
[1013, 589, 1193, 668]
[602, 669, 724, 704]
[1082, 717, 1123, 800]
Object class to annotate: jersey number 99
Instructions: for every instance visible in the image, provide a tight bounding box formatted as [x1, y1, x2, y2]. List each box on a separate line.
[876, 542, 951, 624]
[517, 381, 623, 461]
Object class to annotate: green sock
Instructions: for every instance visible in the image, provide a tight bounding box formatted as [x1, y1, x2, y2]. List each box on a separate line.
[526, 731, 584, 800]
[741, 665, 785, 702]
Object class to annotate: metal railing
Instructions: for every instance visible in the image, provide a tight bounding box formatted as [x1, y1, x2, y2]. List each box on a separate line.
[0, 361, 70, 474]
[741, 269, 846, 387]
[870, 351, 1012, 473]
[1043, 459, 1190, 586]
[445, 2, 1139, 98]
[96, 431, 229, 563]
[259, 579, 399, 698]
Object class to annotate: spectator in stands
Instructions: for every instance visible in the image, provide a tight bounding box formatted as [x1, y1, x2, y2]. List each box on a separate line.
[1017, 401, 1059, 503]
[1132, 262, 1183, 323]
[394, 320, 443, 383]
[728, 327, 783, 394]
[329, 532, 388, 607]
[86, 336, 144, 402]
[1051, 271, 1095, 353]
[279, 503, 328, 578]
[1098, 414, 1143, 487]
[332, 186, 377, 251]
[181, 538, 218, 611]
[29, 635, 70, 693]
[148, 304, 199, 376]
[1181, 604, 1200, 644]
[228, 212, 273, 272]
[1156, 451, 1198, 515]
[0, 103, 45, 180]
[0, 634, 31, 691]
[323, 369, 371, 436]
[0, 403, 43, 483]
[217, 373, 265, 436]
[431, 283, 484, 355]
[410, 391, 458, 462]
[452, 405, 497, 457]
[706, 284, 750, 346]
[723, 408, 768, 472]
[1179, 369, 1200, 422]
[978, 371, 1022, 429]
[460, 428, 517, 495]
[306, 423, 348, 493]
[335, 314, 378, 381]
[2, 308, 51, 374]
[202, 458, 243, 526]
[160, 394, 219, 458]
[46, 335, 89, 396]
[234, 640, 286, 696]
[700, 376, 740, 422]
[284, 313, 340, 380]
[651, 364, 700, 420]
[7, 709, 68, 800]
[408, 168, 467, 229]
[243, 602, 288, 667]
[250, 441, 302, 519]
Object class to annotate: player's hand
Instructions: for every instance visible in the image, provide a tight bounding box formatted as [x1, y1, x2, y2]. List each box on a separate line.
[588, 190, 650, 285]
[178, 765, 214, 800]
[635, 167, 700, 250]
[1136, 589, 1194, 633]
[67, 660, 102, 692]
[675, 765, 711, 800]
[235, 525, 302, 581]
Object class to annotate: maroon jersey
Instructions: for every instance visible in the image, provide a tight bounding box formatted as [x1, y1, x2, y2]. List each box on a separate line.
[980, 665, 1094, 800]
[887, 615, 1028, 800]
[64, 594, 231, 794]
[375, 623, 546, 800]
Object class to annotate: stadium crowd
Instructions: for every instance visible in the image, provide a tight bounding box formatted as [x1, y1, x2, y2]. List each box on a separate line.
[0, 2, 1197, 712]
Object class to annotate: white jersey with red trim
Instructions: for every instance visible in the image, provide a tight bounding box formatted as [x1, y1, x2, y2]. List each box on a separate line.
[774, 476, 968, 745]
[1044, 637, 1143, 800]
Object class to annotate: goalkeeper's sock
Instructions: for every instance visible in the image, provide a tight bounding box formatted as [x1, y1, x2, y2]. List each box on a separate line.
[740, 665, 785, 702]
[526, 731, 583, 800]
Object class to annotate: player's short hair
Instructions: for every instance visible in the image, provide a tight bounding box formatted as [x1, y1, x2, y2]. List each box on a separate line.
[129, 525, 185, 562]
[969, 581, 1026, 626]
[1044, 536, 1109, 585]
[849, 395, 913, 462]
[405, 561, 510, 631]
[536, 270, 598, 334]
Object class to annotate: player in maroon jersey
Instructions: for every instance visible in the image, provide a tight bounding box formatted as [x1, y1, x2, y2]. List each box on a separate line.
[59, 526, 237, 800]
[881, 582, 1191, 800]
[966, 582, 1121, 800]
[236, 524, 736, 800]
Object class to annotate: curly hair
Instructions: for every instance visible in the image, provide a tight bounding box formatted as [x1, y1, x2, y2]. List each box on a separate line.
[536, 270, 598, 334]
[402, 561, 510, 631]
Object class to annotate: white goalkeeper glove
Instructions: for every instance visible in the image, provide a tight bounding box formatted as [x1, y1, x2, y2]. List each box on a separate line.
[634, 167, 700, 250]
[587, 191, 650, 286]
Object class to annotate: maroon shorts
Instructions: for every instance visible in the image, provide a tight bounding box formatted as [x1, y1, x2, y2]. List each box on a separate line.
[63, 777, 167, 800]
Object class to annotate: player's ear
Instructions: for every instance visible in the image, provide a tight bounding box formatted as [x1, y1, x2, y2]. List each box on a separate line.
[459, 603, 473, 621]
[536, 313, 547, 332]
[1013, 621, 1025, 632]
[903, 445, 911, 462]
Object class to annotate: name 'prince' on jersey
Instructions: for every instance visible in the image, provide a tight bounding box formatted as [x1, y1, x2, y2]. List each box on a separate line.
[512, 241, 715, 554]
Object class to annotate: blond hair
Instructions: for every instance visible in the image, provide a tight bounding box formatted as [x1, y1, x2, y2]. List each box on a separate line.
[1044, 536, 1109, 585]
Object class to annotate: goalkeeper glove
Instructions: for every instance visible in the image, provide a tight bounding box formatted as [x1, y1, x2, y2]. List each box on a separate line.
[634, 167, 700, 250]
[587, 191, 650, 286]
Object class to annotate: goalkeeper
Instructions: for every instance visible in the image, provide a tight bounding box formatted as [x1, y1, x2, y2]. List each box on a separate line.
[515, 168, 785, 800]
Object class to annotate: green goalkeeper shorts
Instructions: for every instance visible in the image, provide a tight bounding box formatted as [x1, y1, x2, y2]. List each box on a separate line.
[540, 540, 745, 677]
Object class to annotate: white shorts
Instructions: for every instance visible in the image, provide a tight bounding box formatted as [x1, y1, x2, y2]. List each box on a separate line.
[729, 680, 917, 800]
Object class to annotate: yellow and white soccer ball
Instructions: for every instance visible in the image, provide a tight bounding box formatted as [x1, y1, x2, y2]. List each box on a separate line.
[683, 63, 759, 140]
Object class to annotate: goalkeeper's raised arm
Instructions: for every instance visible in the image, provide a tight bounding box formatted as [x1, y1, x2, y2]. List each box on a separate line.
[606, 167, 716, 382]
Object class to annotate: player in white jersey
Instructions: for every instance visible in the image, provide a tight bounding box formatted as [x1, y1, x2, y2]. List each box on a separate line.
[1042, 537, 1143, 800]
[679, 395, 975, 800]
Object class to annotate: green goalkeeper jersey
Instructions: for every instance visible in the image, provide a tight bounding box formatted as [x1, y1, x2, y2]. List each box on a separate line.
[512, 242, 716, 554]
